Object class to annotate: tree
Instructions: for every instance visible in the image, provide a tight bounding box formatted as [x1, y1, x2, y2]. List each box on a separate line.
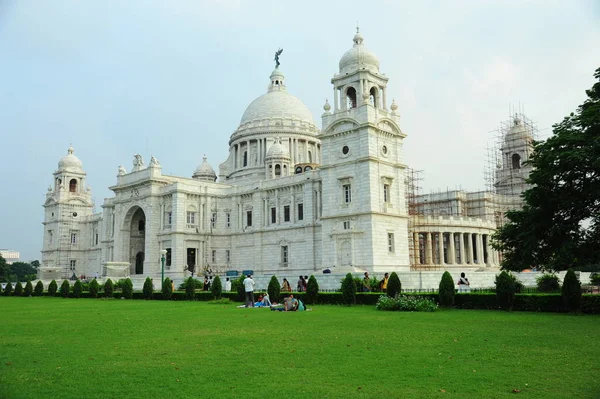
[73, 279, 83, 298]
[305, 275, 319, 304]
[142, 277, 153, 300]
[34, 281, 44, 296]
[562, 268, 582, 312]
[122, 278, 133, 299]
[162, 277, 173, 300]
[185, 277, 196, 300]
[89, 279, 99, 298]
[0, 254, 9, 282]
[341, 273, 356, 305]
[493, 67, 600, 271]
[495, 271, 516, 311]
[104, 279, 114, 298]
[267, 276, 281, 303]
[60, 280, 70, 298]
[386, 272, 401, 298]
[3, 282, 13, 296]
[24, 280, 33, 297]
[211, 275, 222, 299]
[14, 281, 23, 296]
[48, 280, 58, 296]
[9, 262, 38, 281]
[438, 271, 455, 308]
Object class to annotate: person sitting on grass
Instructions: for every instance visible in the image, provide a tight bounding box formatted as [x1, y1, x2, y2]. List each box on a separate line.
[271, 294, 298, 311]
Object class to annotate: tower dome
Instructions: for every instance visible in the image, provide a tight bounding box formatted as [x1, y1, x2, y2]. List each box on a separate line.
[339, 28, 380, 75]
[265, 137, 290, 160]
[505, 116, 532, 143]
[57, 145, 84, 173]
[192, 156, 217, 182]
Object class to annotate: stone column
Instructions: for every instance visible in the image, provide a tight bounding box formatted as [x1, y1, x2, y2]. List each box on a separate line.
[459, 232, 465, 265]
[448, 232, 456, 265]
[425, 232, 433, 265]
[476, 233, 484, 264]
[334, 87, 338, 111]
[485, 234, 493, 266]
[467, 233, 474, 264]
[382, 87, 387, 110]
[438, 232, 445, 266]
[413, 232, 420, 264]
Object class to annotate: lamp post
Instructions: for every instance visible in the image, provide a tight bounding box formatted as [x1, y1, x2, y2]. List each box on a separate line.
[160, 249, 167, 288]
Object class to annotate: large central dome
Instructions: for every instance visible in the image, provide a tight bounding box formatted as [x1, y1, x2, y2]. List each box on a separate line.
[239, 67, 315, 125]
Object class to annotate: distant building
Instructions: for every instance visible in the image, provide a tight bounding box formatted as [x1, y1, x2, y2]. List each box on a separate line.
[0, 250, 20, 264]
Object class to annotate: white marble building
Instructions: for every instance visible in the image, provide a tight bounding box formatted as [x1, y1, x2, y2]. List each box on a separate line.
[39, 31, 532, 281]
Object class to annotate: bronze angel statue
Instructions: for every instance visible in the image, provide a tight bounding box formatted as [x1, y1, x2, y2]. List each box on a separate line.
[274, 48, 283, 68]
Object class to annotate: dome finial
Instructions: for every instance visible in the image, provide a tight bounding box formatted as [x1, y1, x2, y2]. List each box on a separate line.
[68, 144, 74, 154]
[353, 25, 364, 45]
[356, 22, 359, 34]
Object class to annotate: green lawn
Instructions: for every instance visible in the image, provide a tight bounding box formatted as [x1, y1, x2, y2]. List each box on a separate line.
[1, 298, 599, 399]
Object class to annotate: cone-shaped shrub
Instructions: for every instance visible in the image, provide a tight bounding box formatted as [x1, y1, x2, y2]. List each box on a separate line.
[162, 277, 173, 300]
[24, 280, 33, 297]
[562, 268, 582, 312]
[211, 275, 222, 299]
[60, 280, 70, 298]
[305, 275, 319, 304]
[495, 271, 515, 311]
[48, 280, 58, 296]
[122, 278, 133, 299]
[3, 282, 13, 296]
[73, 280, 83, 298]
[387, 272, 401, 298]
[185, 277, 196, 300]
[341, 273, 356, 305]
[267, 276, 281, 303]
[14, 281, 24, 296]
[104, 279, 114, 298]
[34, 281, 44, 296]
[89, 279, 99, 298]
[231, 275, 245, 302]
[438, 271, 455, 308]
[142, 277, 153, 300]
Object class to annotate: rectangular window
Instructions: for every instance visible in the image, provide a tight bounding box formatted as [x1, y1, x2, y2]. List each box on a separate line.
[343, 184, 352, 203]
[246, 211, 253, 227]
[167, 212, 172, 226]
[226, 213, 231, 227]
[383, 184, 390, 203]
[297, 203, 304, 221]
[387, 233, 395, 253]
[284, 205, 290, 222]
[281, 245, 288, 265]
[95, 233, 99, 246]
[186, 212, 196, 225]
[343, 221, 350, 230]
[166, 248, 172, 267]
[211, 213, 217, 228]
[69, 260, 76, 271]
[211, 250, 216, 264]
[226, 250, 230, 264]
[71, 233, 77, 244]
[271, 207, 276, 224]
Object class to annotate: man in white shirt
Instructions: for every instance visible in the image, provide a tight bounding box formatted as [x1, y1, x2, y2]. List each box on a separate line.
[224, 277, 232, 292]
[243, 274, 255, 307]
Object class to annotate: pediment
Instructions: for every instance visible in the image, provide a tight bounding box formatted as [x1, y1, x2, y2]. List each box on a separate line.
[324, 118, 359, 135]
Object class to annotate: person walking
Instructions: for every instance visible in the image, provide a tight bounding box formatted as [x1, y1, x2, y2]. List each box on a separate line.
[243, 274, 256, 307]
[281, 278, 292, 292]
[224, 277, 231, 292]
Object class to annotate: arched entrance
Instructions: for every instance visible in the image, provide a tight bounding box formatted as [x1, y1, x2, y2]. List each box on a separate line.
[128, 207, 146, 275]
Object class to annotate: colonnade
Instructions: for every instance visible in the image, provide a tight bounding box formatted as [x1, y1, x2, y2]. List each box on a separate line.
[412, 231, 499, 267]
[233, 138, 320, 169]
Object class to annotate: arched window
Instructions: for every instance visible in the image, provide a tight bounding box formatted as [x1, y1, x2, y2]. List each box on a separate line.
[346, 87, 357, 109]
[275, 164, 281, 177]
[69, 179, 77, 193]
[243, 151, 248, 167]
[369, 87, 378, 107]
[512, 153, 521, 169]
[138, 220, 145, 231]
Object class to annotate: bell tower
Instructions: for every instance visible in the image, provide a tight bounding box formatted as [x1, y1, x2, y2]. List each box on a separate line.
[320, 30, 410, 272]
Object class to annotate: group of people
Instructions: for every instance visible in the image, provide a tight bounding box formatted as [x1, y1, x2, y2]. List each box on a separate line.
[360, 272, 389, 292]
[280, 276, 310, 292]
[242, 274, 306, 311]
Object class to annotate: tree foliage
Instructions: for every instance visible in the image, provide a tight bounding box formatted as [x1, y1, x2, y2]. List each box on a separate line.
[162, 277, 173, 300]
[562, 268, 582, 312]
[60, 280, 70, 298]
[34, 280, 44, 296]
[341, 273, 356, 305]
[48, 280, 58, 296]
[89, 279, 99, 298]
[386, 272, 401, 298]
[305, 275, 319, 304]
[493, 67, 600, 271]
[438, 271, 455, 308]
[185, 277, 196, 300]
[3, 282, 12, 296]
[14, 281, 23, 296]
[211, 275, 222, 299]
[0, 254, 9, 282]
[24, 280, 33, 296]
[104, 279, 114, 298]
[142, 277, 153, 300]
[9, 262, 38, 281]
[122, 278, 133, 299]
[495, 271, 516, 311]
[73, 279, 83, 298]
[267, 276, 281, 303]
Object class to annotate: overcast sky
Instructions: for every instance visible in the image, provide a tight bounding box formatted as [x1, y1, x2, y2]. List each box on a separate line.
[1, 0, 598, 261]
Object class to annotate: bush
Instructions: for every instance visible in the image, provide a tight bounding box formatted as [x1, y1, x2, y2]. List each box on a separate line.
[590, 272, 600, 285]
[60, 280, 70, 298]
[495, 271, 516, 310]
[537, 273, 561, 292]
[341, 273, 356, 305]
[162, 277, 173, 300]
[14, 281, 23, 296]
[104, 279, 114, 298]
[438, 271, 455, 308]
[305, 275, 319, 304]
[34, 281, 44, 296]
[387, 272, 401, 298]
[48, 280, 58, 296]
[185, 277, 196, 300]
[178, 278, 203, 290]
[122, 278, 133, 299]
[142, 277, 153, 300]
[73, 280, 83, 298]
[267, 276, 281, 303]
[211, 275, 222, 299]
[376, 295, 438, 312]
[89, 279, 99, 298]
[562, 268, 582, 312]
[3, 282, 13, 296]
[231, 275, 246, 302]
[24, 280, 33, 296]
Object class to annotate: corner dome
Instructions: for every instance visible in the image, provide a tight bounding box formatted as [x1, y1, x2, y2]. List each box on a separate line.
[266, 137, 290, 159]
[505, 116, 531, 142]
[58, 145, 84, 173]
[339, 29, 380, 75]
[193, 156, 217, 182]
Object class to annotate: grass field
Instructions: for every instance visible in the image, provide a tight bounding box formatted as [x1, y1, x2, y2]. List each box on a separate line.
[1, 297, 599, 399]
